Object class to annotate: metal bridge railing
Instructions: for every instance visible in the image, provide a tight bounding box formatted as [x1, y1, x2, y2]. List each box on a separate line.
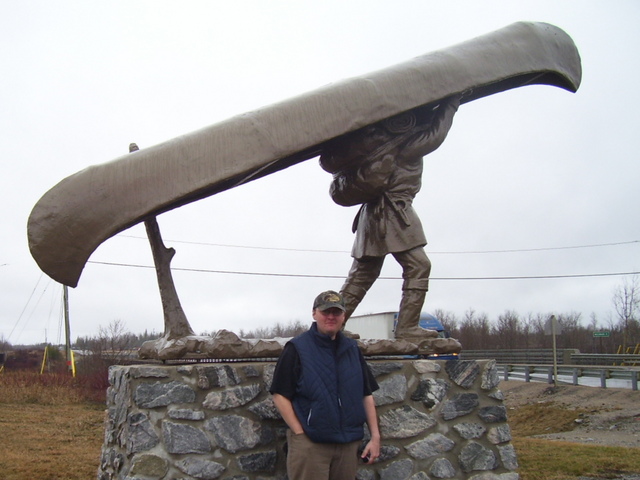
[500, 364, 640, 390]
[460, 349, 640, 367]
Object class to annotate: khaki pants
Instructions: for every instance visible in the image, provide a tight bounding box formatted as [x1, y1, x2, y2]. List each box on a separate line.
[286, 430, 360, 480]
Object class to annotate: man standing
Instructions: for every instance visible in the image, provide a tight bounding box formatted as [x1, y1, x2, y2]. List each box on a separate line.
[319, 96, 461, 342]
[270, 290, 381, 480]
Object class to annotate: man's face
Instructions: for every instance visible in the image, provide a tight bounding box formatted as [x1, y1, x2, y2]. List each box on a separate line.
[313, 307, 345, 339]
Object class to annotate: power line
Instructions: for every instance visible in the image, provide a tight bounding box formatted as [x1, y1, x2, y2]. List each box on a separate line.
[87, 260, 640, 281]
[432, 240, 640, 254]
[119, 234, 349, 253]
[118, 234, 639, 255]
[12, 277, 55, 344]
[8, 273, 43, 342]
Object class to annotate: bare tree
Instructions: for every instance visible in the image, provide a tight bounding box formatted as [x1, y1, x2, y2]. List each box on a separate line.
[613, 276, 640, 351]
[98, 319, 135, 355]
[528, 313, 551, 348]
[457, 310, 491, 350]
[521, 314, 536, 349]
[556, 312, 591, 350]
[0, 333, 11, 351]
[78, 319, 137, 368]
[239, 320, 308, 339]
[433, 309, 459, 339]
[493, 310, 520, 349]
[74, 319, 138, 394]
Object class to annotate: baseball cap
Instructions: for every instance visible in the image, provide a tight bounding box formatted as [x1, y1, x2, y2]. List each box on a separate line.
[313, 290, 346, 312]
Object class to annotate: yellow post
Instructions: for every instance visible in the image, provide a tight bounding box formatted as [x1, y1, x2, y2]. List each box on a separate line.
[70, 350, 76, 378]
[40, 345, 48, 375]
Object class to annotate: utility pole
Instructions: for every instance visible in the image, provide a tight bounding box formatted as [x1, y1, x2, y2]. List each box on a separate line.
[63, 285, 72, 373]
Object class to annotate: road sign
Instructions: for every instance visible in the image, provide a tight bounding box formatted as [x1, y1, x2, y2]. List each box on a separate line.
[593, 331, 611, 338]
[544, 316, 563, 336]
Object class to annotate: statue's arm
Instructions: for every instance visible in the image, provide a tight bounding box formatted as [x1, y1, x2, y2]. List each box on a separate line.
[326, 95, 460, 207]
[403, 95, 461, 158]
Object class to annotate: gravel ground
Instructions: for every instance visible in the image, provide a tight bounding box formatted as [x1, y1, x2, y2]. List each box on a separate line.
[501, 380, 640, 448]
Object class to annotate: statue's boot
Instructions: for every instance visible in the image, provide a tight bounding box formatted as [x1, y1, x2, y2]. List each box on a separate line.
[394, 289, 438, 342]
[339, 284, 369, 339]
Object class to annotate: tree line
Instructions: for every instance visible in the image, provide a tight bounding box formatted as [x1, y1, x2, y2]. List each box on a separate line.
[440, 276, 639, 352]
[433, 309, 636, 353]
[235, 277, 640, 354]
[5, 277, 637, 356]
[234, 308, 637, 354]
[5, 309, 637, 355]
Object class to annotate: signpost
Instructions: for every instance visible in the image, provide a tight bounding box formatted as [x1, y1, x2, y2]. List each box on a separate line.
[593, 331, 610, 355]
[545, 315, 562, 386]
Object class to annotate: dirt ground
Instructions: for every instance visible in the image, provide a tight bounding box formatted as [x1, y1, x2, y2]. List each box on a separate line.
[501, 380, 640, 448]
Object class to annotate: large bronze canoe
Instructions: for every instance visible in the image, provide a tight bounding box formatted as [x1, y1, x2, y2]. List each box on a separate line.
[28, 21, 581, 287]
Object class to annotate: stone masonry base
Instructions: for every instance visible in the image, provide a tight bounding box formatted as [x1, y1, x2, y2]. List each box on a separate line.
[99, 359, 519, 480]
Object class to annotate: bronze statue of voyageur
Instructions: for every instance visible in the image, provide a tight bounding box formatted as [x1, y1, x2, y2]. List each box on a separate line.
[27, 22, 581, 359]
[321, 96, 461, 343]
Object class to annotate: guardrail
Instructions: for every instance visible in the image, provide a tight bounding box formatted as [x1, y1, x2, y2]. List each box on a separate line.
[500, 364, 640, 390]
[460, 349, 577, 364]
[460, 349, 640, 366]
[570, 353, 640, 366]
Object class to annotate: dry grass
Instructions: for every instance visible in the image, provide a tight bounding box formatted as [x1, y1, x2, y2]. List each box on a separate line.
[0, 371, 105, 480]
[0, 402, 105, 480]
[507, 402, 591, 437]
[514, 437, 640, 480]
[0, 372, 86, 404]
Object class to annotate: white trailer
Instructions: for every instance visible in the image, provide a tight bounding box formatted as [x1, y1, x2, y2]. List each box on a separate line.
[347, 312, 398, 340]
[347, 312, 446, 340]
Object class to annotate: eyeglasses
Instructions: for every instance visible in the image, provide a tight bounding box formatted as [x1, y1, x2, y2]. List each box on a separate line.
[319, 309, 345, 317]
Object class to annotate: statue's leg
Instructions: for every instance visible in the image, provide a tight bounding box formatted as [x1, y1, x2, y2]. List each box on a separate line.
[392, 248, 437, 340]
[340, 256, 384, 323]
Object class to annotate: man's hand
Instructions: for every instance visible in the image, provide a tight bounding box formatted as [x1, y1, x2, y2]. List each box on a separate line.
[272, 393, 305, 435]
[360, 435, 381, 463]
[362, 395, 381, 462]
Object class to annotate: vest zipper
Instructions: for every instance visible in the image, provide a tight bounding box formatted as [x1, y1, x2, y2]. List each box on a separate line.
[335, 346, 344, 435]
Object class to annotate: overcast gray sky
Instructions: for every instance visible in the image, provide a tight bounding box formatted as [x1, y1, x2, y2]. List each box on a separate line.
[2, 1, 639, 346]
